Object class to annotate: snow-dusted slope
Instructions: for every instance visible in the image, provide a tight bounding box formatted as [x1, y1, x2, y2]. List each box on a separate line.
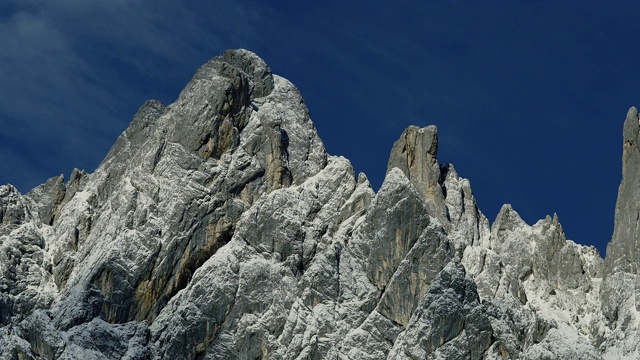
[0, 49, 635, 359]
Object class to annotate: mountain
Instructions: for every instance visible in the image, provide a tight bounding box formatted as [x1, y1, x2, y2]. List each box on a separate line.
[0, 49, 638, 359]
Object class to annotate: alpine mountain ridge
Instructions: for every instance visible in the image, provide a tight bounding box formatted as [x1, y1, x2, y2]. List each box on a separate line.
[0, 49, 639, 359]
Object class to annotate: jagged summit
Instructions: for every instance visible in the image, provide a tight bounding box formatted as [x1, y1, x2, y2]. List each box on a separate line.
[387, 125, 447, 224]
[0, 49, 637, 359]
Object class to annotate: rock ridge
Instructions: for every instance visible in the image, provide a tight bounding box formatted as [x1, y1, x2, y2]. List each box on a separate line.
[0, 49, 635, 359]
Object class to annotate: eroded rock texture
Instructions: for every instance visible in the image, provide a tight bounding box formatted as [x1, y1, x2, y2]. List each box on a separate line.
[0, 49, 636, 359]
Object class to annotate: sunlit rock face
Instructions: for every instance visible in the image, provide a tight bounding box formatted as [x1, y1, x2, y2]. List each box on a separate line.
[0, 49, 635, 359]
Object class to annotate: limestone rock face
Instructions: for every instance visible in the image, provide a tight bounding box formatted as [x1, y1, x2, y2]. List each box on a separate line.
[0, 49, 636, 359]
[387, 125, 447, 224]
[599, 106, 640, 358]
[388, 260, 493, 360]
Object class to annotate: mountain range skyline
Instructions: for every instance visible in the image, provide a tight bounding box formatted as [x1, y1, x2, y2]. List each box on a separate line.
[3, 1, 640, 256]
[2, 48, 637, 358]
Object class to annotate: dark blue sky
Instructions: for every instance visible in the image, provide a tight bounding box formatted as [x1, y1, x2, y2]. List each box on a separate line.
[2, 1, 639, 256]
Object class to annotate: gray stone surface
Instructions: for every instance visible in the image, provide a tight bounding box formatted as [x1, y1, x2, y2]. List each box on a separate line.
[387, 125, 447, 224]
[0, 49, 635, 359]
[597, 107, 640, 358]
[602, 107, 640, 318]
[388, 260, 492, 360]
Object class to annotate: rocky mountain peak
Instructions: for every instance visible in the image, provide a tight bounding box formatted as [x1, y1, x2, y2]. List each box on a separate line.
[600, 106, 640, 347]
[387, 125, 439, 194]
[0, 49, 638, 359]
[387, 125, 447, 224]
